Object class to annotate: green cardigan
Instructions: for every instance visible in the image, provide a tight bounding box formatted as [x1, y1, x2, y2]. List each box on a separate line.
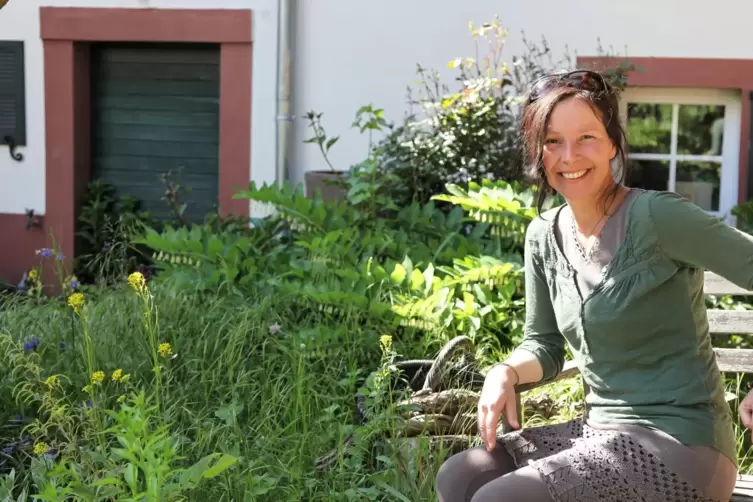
[518, 189, 753, 466]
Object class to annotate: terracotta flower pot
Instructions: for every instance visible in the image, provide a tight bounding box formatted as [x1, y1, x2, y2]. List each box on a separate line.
[304, 171, 348, 202]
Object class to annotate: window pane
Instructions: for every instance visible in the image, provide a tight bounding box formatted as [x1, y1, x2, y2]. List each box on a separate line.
[627, 158, 669, 191]
[626, 103, 672, 154]
[675, 161, 721, 211]
[677, 105, 725, 156]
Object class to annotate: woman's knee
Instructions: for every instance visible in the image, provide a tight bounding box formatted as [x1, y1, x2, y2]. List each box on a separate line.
[435, 445, 516, 502]
[435, 449, 470, 501]
[469, 466, 554, 502]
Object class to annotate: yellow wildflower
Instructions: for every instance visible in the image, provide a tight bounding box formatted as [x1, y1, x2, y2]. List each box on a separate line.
[112, 369, 123, 382]
[82, 385, 91, 393]
[33, 442, 49, 455]
[28, 269, 38, 281]
[44, 375, 59, 387]
[158, 343, 173, 358]
[91, 371, 105, 385]
[117, 394, 126, 404]
[127, 271, 146, 293]
[67, 292, 85, 313]
[379, 334, 393, 353]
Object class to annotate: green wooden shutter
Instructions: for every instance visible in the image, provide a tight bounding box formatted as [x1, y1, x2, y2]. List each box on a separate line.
[91, 42, 220, 223]
[0, 41, 26, 147]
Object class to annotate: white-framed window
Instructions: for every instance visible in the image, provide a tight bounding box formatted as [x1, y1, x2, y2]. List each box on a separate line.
[619, 87, 741, 225]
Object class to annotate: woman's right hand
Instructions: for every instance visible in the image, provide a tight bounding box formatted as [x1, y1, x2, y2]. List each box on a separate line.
[740, 388, 753, 430]
[477, 364, 520, 452]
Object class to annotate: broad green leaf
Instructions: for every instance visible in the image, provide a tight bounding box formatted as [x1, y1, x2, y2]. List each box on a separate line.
[91, 477, 123, 487]
[203, 454, 239, 479]
[463, 291, 476, 315]
[123, 463, 138, 491]
[182, 454, 219, 487]
[390, 264, 407, 285]
[409, 269, 425, 291]
[423, 264, 435, 295]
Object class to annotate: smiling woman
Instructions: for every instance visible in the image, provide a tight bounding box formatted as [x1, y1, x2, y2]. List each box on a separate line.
[434, 69, 753, 502]
[522, 71, 629, 222]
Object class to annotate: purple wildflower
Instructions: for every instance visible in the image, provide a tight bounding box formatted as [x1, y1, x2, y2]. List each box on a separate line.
[102, 241, 111, 252]
[56, 253, 65, 261]
[23, 337, 40, 352]
[10, 415, 23, 427]
[1, 445, 13, 454]
[59, 342, 67, 350]
[70, 279, 80, 289]
[37, 248, 53, 258]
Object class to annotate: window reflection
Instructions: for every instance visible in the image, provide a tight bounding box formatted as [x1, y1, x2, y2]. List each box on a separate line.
[626, 103, 672, 154]
[675, 161, 721, 211]
[627, 159, 669, 192]
[677, 105, 725, 156]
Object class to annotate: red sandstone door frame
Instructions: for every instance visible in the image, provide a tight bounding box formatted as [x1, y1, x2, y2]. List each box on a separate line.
[40, 7, 252, 277]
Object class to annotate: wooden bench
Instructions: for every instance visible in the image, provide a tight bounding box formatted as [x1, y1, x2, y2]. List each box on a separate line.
[512, 271, 753, 501]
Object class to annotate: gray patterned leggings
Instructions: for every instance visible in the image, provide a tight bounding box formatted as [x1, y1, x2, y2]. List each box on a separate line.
[435, 444, 553, 502]
[434, 419, 738, 502]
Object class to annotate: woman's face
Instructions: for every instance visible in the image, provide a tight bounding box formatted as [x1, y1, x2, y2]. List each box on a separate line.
[542, 97, 617, 204]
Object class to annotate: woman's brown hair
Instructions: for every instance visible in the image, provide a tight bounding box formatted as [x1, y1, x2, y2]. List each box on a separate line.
[520, 70, 630, 213]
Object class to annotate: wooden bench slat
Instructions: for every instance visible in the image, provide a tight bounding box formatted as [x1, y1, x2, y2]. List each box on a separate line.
[709, 310, 753, 335]
[705, 271, 753, 296]
[732, 474, 753, 500]
[517, 348, 753, 395]
[716, 348, 753, 373]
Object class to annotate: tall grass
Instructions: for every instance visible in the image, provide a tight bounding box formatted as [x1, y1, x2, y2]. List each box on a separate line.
[1, 276, 753, 500]
[0, 278, 459, 500]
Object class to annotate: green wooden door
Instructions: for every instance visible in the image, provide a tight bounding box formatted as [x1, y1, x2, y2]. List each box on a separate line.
[91, 42, 221, 223]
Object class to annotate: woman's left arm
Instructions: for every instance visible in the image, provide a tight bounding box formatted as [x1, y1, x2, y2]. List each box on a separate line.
[650, 191, 753, 291]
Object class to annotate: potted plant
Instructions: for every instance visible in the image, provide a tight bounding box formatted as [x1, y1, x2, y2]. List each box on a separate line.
[303, 111, 348, 202]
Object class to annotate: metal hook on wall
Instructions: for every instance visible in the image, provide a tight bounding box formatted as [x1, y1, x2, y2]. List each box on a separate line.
[25, 209, 41, 231]
[3, 135, 23, 162]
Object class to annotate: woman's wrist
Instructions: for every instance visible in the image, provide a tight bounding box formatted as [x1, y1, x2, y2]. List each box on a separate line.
[491, 362, 520, 386]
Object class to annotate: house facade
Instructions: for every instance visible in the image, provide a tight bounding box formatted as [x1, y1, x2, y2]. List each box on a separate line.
[0, 0, 752, 286]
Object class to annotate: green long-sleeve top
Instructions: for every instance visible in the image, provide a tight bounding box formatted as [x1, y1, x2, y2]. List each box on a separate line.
[517, 189, 753, 466]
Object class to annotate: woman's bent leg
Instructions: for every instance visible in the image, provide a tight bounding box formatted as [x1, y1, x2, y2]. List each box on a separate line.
[470, 465, 554, 502]
[435, 444, 553, 502]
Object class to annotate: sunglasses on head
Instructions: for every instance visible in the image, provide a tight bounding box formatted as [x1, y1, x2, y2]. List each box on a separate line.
[527, 70, 609, 102]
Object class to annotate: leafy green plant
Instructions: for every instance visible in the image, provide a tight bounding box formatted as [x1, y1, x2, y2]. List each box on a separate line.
[361, 18, 638, 208]
[0, 275, 238, 501]
[75, 180, 155, 286]
[31, 392, 237, 502]
[133, 217, 289, 292]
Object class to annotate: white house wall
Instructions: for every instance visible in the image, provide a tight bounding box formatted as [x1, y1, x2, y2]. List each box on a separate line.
[290, 0, 753, 188]
[2, 0, 753, 217]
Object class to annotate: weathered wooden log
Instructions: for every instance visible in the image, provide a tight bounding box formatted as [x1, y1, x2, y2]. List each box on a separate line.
[396, 388, 479, 419]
